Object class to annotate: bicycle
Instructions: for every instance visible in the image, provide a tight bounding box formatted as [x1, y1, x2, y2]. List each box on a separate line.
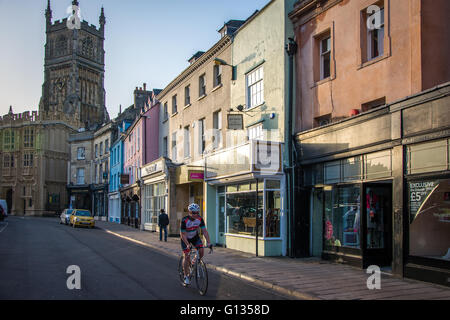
[178, 244, 213, 296]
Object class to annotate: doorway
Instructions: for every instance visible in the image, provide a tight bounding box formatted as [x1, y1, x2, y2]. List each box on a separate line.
[6, 189, 13, 214]
[217, 194, 226, 246]
[363, 183, 393, 268]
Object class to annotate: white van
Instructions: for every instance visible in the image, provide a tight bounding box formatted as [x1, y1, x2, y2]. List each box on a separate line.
[0, 199, 8, 218]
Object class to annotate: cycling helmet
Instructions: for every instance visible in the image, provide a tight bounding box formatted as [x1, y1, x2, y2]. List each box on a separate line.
[188, 203, 200, 213]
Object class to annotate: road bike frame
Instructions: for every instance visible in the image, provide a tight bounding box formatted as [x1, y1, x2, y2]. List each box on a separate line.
[178, 244, 213, 296]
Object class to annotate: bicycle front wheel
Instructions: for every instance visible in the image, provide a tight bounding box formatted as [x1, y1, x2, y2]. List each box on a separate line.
[195, 260, 208, 296]
[178, 255, 187, 287]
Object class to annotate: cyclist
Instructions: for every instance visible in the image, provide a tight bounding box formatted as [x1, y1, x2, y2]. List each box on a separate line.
[180, 203, 212, 285]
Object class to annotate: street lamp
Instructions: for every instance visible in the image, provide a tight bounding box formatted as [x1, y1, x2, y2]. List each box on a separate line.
[213, 58, 232, 67]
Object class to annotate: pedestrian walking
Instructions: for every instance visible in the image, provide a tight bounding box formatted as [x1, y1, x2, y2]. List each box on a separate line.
[158, 209, 169, 242]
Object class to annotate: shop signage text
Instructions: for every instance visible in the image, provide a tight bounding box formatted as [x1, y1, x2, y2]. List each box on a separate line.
[143, 161, 163, 176]
[227, 114, 243, 130]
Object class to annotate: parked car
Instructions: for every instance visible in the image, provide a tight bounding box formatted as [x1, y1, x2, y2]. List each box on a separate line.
[59, 209, 74, 225]
[0, 200, 8, 221]
[70, 209, 95, 228]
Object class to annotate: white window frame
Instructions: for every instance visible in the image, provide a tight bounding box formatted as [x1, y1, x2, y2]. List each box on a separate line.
[246, 66, 264, 109]
[184, 126, 190, 158]
[198, 118, 206, 155]
[213, 110, 222, 149]
[171, 132, 177, 162]
[199, 74, 206, 97]
[77, 147, 85, 160]
[320, 36, 331, 80]
[76, 167, 85, 185]
[185, 85, 191, 106]
[247, 123, 263, 141]
[214, 65, 222, 87]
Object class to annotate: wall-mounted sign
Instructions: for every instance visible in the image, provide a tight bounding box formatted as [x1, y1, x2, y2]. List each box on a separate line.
[142, 160, 163, 177]
[227, 114, 243, 130]
[188, 171, 204, 182]
[120, 174, 130, 185]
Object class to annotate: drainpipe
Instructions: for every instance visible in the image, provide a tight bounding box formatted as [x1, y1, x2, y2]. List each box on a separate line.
[285, 38, 297, 258]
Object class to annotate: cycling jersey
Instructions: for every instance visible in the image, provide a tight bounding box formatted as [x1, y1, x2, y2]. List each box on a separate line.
[180, 215, 205, 240]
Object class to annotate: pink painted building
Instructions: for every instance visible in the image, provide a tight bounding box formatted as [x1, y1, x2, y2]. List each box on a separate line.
[120, 85, 161, 228]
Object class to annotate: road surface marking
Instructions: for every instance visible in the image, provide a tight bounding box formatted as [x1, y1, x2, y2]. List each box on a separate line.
[0, 222, 8, 233]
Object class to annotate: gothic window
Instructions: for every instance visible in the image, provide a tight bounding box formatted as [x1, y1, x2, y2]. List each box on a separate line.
[55, 35, 68, 56]
[24, 128, 34, 148]
[81, 37, 94, 58]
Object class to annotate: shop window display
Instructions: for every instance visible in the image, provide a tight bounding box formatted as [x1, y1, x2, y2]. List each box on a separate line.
[226, 191, 263, 236]
[324, 186, 360, 249]
[409, 178, 450, 260]
[143, 182, 166, 226]
[224, 180, 281, 237]
[266, 191, 281, 237]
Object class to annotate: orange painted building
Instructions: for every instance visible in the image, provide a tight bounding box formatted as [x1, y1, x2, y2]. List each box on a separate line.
[290, 0, 450, 131]
[289, 0, 450, 286]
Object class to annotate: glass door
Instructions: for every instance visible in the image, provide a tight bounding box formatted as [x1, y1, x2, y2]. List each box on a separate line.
[217, 195, 226, 246]
[363, 183, 392, 267]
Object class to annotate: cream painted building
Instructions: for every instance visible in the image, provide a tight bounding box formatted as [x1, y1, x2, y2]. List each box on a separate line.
[155, 24, 236, 236]
[204, 0, 296, 256]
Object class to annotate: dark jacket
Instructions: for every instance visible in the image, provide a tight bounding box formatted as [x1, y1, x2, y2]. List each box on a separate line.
[158, 212, 169, 227]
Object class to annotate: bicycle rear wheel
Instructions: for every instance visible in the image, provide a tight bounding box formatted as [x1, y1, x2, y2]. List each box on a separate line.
[195, 260, 208, 296]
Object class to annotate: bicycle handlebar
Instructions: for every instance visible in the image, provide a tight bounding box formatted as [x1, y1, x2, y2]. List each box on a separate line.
[188, 244, 213, 254]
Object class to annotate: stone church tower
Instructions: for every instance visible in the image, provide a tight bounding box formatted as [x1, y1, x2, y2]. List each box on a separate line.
[40, 0, 109, 129]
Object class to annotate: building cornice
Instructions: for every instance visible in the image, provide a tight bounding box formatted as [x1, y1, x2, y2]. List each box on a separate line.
[288, 0, 343, 25]
[156, 35, 232, 101]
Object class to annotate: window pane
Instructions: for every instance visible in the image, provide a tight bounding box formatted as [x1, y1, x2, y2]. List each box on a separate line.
[342, 156, 362, 181]
[365, 150, 392, 179]
[226, 191, 263, 236]
[409, 179, 450, 260]
[322, 52, 331, 78]
[324, 161, 340, 184]
[266, 180, 281, 189]
[324, 186, 360, 249]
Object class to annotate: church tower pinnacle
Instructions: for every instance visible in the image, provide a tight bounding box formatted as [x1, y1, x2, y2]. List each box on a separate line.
[45, 0, 52, 28]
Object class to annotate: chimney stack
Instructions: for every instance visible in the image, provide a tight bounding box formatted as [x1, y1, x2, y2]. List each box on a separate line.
[143, 83, 147, 91]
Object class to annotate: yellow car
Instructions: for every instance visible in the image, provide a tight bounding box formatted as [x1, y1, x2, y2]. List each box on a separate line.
[70, 209, 95, 228]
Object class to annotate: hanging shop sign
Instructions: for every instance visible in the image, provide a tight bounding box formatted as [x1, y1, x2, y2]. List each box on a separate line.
[227, 114, 243, 130]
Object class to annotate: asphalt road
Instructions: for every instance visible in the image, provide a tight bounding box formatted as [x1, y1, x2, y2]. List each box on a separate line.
[0, 216, 292, 300]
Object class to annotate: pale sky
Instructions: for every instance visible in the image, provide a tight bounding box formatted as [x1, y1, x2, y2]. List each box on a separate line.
[0, 0, 270, 119]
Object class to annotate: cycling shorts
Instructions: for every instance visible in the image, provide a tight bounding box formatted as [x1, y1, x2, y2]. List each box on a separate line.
[181, 235, 204, 253]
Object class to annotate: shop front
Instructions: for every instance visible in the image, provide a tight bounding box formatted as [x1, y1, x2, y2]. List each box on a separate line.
[303, 151, 394, 268]
[404, 138, 450, 285]
[141, 158, 173, 232]
[120, 183, 140, 229]
[205, 140, 286, 256]
[67, 185, 92, 211]
[108, 191, 121, 223]
[296, 83, 450, 285]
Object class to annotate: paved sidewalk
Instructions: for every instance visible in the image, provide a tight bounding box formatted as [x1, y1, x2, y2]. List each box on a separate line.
[95, 221, 450, 300]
